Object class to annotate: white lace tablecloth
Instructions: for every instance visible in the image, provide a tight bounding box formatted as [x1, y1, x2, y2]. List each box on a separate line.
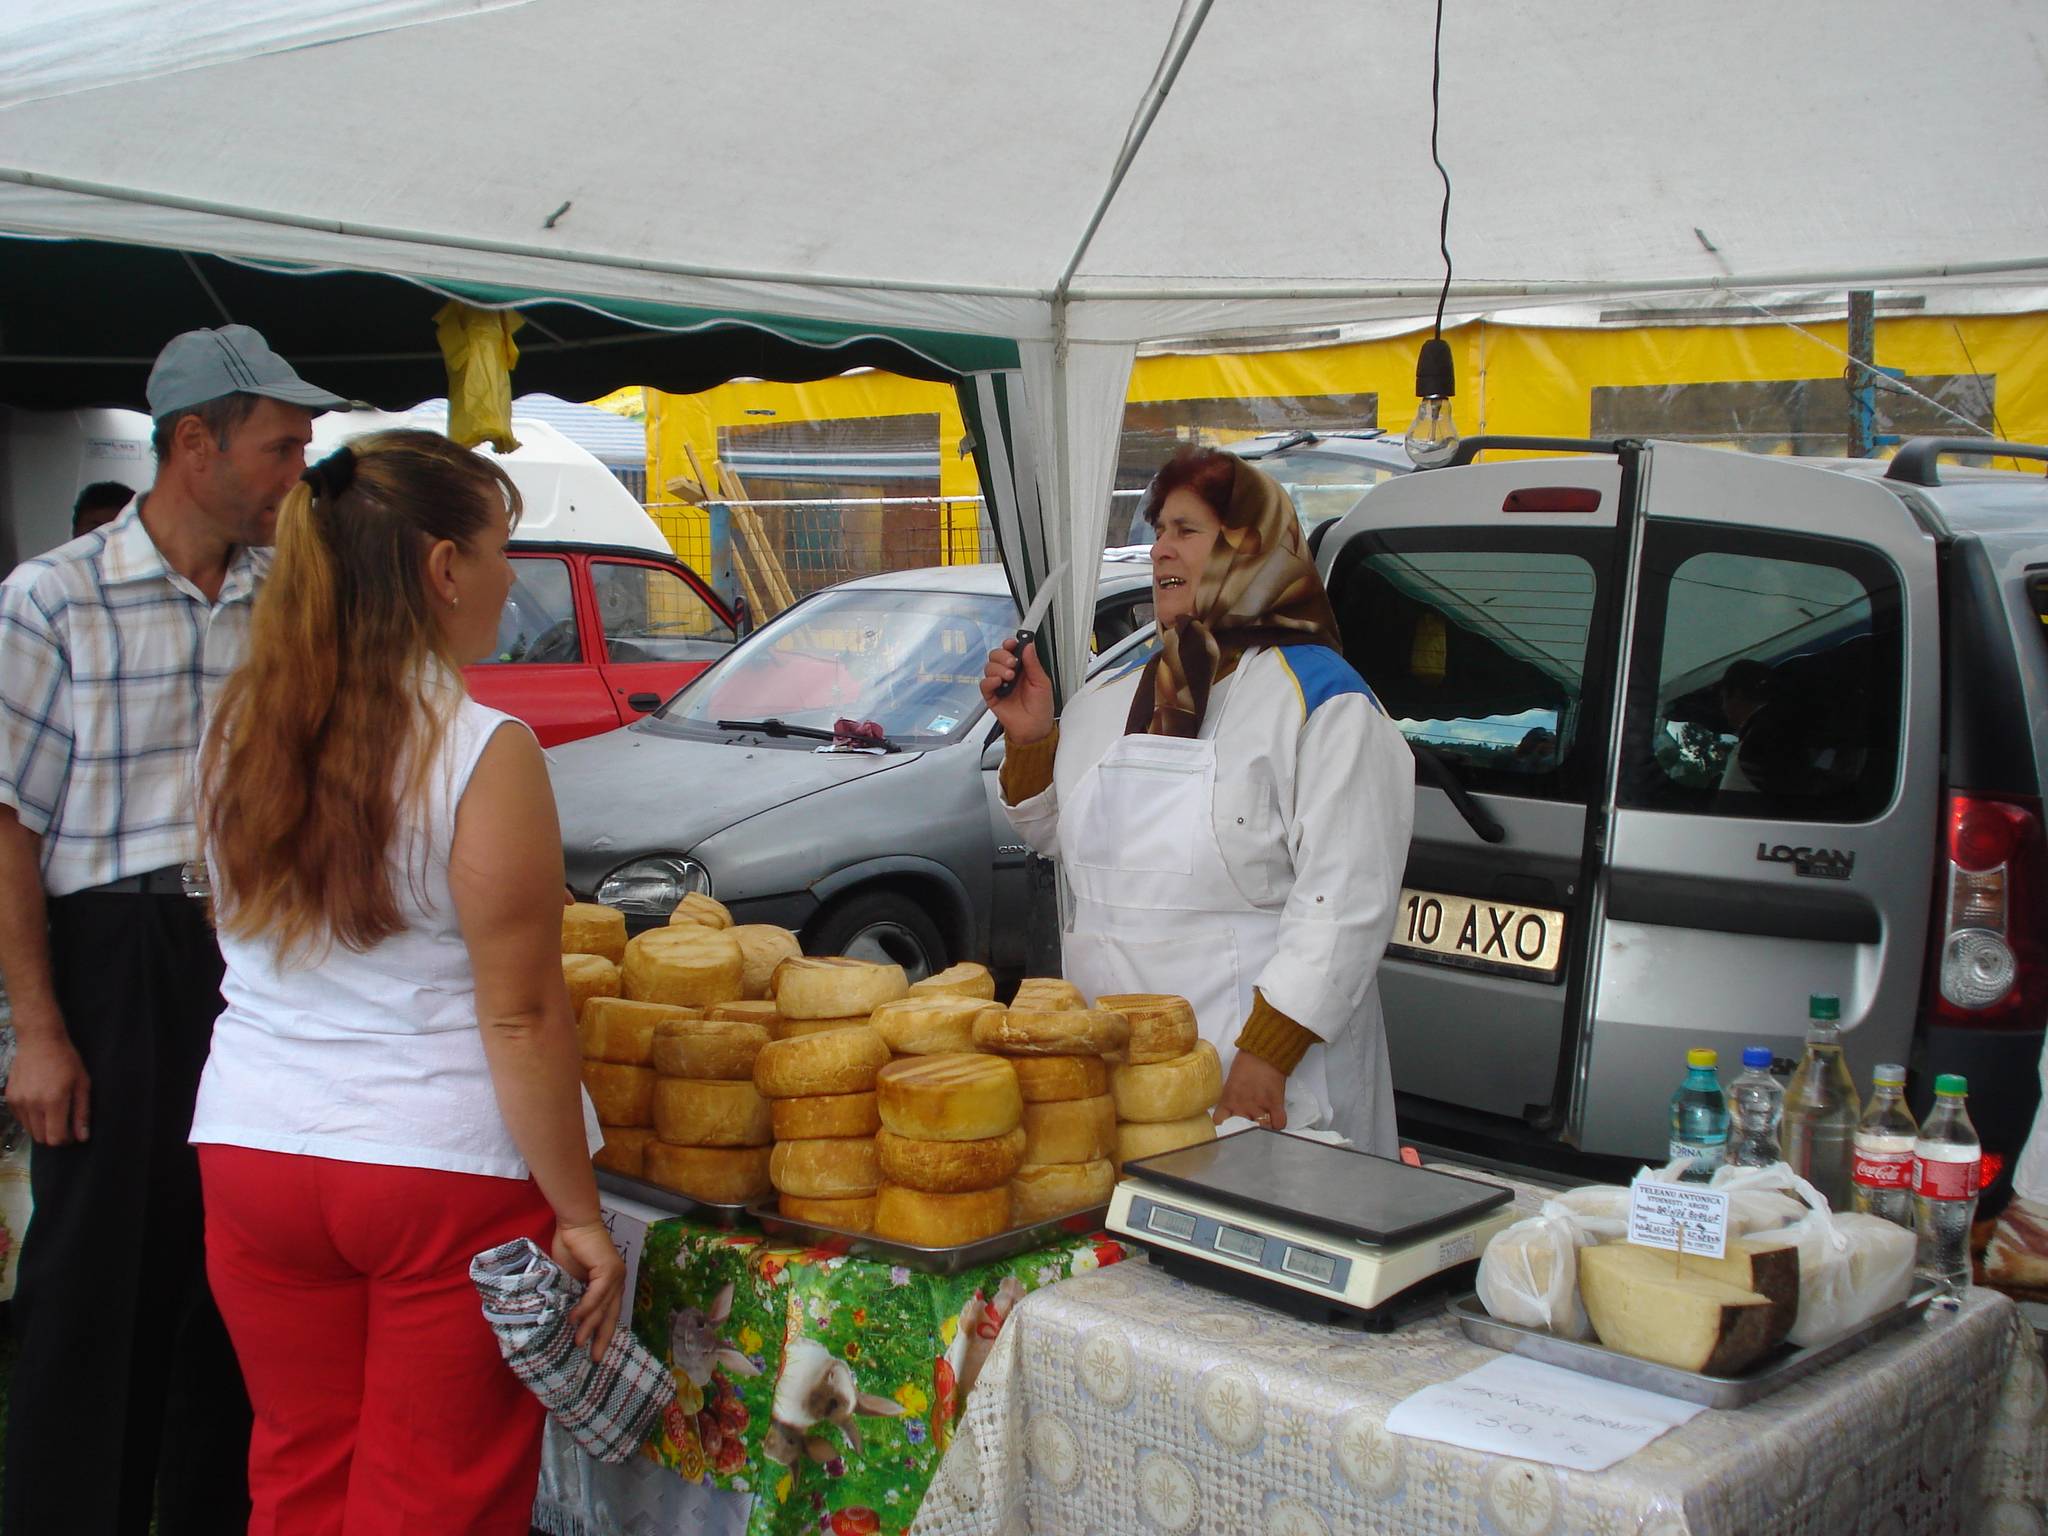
[911, 1256, 2048, 1536]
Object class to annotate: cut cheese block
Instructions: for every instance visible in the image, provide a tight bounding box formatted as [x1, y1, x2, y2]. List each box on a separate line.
[1578, 1241, 1795, 1375]
[1640, 1237, 1802, 1342]
[581, 1061, 654, 1127]
[1116, 1114, 1217, 1170]
[876, 1127, 1027, 1193]
[1111, 1041, 1223, 1123]
[870, 995, 998, 1056]
[778, 1192, 877, 1233]
[652, 1078, 773, 1147]
[974, 1007, 1129, 1058]
[729, 924, 802, 998]
[771, 956, 908, 1019]
[873, 1183, 1011, 1247]
[875, 1054, 1023, 1141]
[1094, 993, 1198, 1065]
[1010, 1054, 1110, 1103]
[908, 962, 996, 1001]
[650, 1019, 769, 1082]
[665, 892, 734, 930]
[770, 1136, 883, 1198]
[1011, 977, 1084, 1011]
[622, 926, 745, 1007]
[770, 1091, 881, 1141]
[753, 1025, 890, 1098]
[644, 1142, 772, 1205]
[562, 902, 627, 963]
[1010, 1158, 1116, 1224]
[578, 997, 698, 1066]
[1020, 1094, 1117, 1166]
[772, 1013, 870, 1040]
[563, 954, 622, 1018]
[592, 1126, 656, 1179]
[707, 999, 783, 1027]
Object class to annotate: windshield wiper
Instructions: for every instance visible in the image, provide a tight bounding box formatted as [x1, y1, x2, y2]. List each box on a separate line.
[713, 717, 899, 752]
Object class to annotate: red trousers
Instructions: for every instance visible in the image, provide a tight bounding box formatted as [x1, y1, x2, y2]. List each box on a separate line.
[199, 1145, 554, 1536]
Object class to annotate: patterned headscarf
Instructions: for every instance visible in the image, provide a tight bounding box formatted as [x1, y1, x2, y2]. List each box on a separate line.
[1125, 452, 1341, 737]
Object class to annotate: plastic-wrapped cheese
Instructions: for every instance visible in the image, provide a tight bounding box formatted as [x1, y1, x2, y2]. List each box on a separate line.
[1111, 1041, 1222, 1123]
[621, 926, 744, 1007]
[561, 902, 627, 963]
[593, 1126, 656, 1178]
[1094, 993, 1198, 1065]
[974, 1007, 1129, 1058]
[581, 1061, 654, 1127]
[870, 995, 998, 1055]
[729, 924, 802, 998]
[1115, 1113, 1217, 1169]
[666, 892, 734, 930]
[1020, 1094, 1117, 1165]
[652, 1078, 773, 1147]
[650, 1019, 769, 1081]
[876, 1127, 1026, 1193]
[1010, 1159, 1116, 1224]
[875, 1054, 1022, 1141]
[771, 956, 907, 1019]
[644, 1142, 771, 1204]
[752, 1025, 890, 1098]
[563, 954, 622, 1018]
[873, 1183, 1011, 1246]
[778, 1192, 877, 1232]
[1010, 1054, 1110, 1103]
[578, 997, 698, 1066]
[1010, 977, 1084, 1011]
[769, 1136, 883, 1198]
[907, 962, 997, 1001]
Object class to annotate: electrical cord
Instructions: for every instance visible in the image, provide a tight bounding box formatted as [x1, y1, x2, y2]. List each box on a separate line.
[1428, 0, 1452, 338]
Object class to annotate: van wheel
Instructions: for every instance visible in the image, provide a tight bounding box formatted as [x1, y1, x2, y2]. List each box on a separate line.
[809, 892, 948, 984]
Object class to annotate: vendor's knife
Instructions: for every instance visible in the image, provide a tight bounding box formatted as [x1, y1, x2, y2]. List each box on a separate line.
[994, 559, 1071, 700]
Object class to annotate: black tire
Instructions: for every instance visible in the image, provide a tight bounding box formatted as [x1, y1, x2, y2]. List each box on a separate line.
[808, 890, 949, 984]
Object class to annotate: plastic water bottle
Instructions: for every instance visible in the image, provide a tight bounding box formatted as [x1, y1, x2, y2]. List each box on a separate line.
[1913, 1074, 1981, 1298]
[1851, 1063, 1919, 1229]
[1727, 1047, 1785, 1167]
[1668, 1048, 1730, 1181]
[1781, 993, 1861, 1212]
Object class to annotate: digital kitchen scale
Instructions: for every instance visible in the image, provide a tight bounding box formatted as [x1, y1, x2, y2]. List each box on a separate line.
[1109, 1128, 1517, 1330]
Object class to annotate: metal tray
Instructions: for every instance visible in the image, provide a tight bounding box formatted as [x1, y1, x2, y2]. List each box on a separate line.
[596, 1169, 757, 1229]
[1448, 1288, 1937, 1408]
[747, 1201, 1112, 1275]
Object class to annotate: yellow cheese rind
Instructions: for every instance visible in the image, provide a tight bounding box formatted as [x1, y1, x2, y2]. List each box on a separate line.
[752, 1025, 891, 1097]
[1115, 1114, 1217, 1170]
[592, 1126, 656, 1178]
[665, 892, 734, 930]
[1095, 993, 1199, 1064]
[974, 1007, 1130, 1058]
[778, 1192, 878, 1232]
[1111, 1041, 1223, 1123]
[1010, 977, 1084, 1011]
[771, 1013, 870, 1040]
[652, 1078, 773, 1147]
[563, 953, 622, 1018]
[770, 1091, 882, 1140]
[771, 956, 908, 1019]
[1010, 1054, 1110, 1103]
[875, 1054, 1023, 1141]
[621, 926, 745, 1007]
[1020, 1094, 1118, 1166]
[581, 1061, 654, 1127]
[1009, 1159, 1116, 1224]
[649, 1019, 770, 1082]
[873, 1183, 1011, 1246]
[876, 1127, 1027, 1193]
[907, 962, 997, 1001]
[770, 1135, 884, 1198]
[562, 903, 627, 963]
[1578, 1242, 1793, 1375]
[644, 1142, 771, 1204]
[729, 925, 802, 998]
[870, 995, 1000, 1055]
[707, 999, 783, 1027]
[578, 997, 698, 1065]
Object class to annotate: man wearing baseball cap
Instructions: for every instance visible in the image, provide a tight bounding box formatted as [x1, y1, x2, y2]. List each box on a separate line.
[0, 326, 346, 1536]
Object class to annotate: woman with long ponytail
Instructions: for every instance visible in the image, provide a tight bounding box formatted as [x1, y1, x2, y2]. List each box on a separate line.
[192, 429, 621, 1533]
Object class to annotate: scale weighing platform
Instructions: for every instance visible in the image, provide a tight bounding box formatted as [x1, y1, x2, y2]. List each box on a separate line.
[1109, 1129, 1517, 1329]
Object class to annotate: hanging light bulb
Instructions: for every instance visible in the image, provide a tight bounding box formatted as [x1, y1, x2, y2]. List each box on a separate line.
[1405, 335, 1460, 468]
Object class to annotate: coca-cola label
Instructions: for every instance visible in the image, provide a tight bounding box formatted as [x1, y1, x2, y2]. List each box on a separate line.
[1853, 1150, 1913, 1190]
[1911, 1155, 1981, 1199]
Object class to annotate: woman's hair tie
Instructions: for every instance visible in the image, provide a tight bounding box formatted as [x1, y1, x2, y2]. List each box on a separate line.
[302, 445, 357, 500]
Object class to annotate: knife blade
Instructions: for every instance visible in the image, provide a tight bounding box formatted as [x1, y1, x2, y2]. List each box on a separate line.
[992, 558, 1071, 700]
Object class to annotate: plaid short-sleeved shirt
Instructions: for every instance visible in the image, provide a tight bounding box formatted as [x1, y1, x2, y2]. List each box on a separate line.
[0, 498, 269, 897]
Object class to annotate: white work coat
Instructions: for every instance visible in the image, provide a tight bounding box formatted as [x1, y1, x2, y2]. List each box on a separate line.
[1004, 644, 1414, 1153]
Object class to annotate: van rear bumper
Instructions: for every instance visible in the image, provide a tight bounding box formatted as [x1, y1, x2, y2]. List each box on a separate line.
[1916, 1021, 2045, 1213]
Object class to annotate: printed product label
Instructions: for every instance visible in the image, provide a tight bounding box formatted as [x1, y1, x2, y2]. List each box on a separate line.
[1911, 1155, 1981, 1200]
[1853, 1150, 1914, 1190]
[1668, 1140, 1725, 1173]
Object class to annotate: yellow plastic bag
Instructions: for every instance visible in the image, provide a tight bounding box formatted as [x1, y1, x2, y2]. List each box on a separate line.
[435, 301, 524, 453]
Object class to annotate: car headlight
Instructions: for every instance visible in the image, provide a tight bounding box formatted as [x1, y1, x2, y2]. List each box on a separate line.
[596, 856, 712, 917]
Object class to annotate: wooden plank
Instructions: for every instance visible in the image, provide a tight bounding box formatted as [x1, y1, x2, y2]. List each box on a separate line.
[686, 444, 765, 619]
[720, 464, 798, 611]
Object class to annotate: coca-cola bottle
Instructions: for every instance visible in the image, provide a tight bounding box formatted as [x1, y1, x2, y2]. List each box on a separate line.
[1912, 1075, 1981, 1298]
[1851, 1063, 1917, 1229]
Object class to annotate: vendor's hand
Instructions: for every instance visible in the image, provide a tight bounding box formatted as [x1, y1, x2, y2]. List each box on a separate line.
[980, 638, 1054, 745]
[553, 1218, 625, 1360]
[1215, 1052, 1288, 1131]
[5, 1016, 90, 1147]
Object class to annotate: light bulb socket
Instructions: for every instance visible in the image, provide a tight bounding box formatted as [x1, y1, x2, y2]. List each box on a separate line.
[1414, 335, 1456, 400]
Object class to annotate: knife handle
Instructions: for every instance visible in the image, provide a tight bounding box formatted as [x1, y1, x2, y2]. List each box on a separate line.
[991, 628, 1034, 700]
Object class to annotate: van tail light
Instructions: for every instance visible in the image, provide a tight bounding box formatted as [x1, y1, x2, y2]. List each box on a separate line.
[1927, 792, 2048, 1028]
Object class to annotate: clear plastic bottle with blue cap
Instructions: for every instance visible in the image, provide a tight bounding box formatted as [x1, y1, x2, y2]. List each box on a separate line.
[1727, 1046, 1785, 1168]
[1668, 1048, 1730, 1181]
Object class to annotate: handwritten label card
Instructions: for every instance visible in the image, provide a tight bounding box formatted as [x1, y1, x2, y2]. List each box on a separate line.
[1627, 1178, 1731, 1260]
[597, 1190, 671, 1328]
[1386, 1353, 1705, 1471]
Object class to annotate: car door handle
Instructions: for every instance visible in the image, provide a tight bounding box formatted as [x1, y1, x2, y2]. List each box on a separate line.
[626, 693, 662, 712]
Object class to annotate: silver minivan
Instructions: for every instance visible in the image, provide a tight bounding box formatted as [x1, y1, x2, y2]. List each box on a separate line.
[1317, 436, 2047, 1202]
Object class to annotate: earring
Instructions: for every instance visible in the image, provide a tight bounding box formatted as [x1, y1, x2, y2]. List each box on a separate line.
[451, 594, 460, 608]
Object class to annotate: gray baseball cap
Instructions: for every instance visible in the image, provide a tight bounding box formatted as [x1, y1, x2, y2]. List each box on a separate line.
[146, 324, 349, 419]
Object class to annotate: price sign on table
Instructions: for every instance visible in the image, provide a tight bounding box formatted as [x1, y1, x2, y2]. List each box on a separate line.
[1627, 1179, 1731, 1260]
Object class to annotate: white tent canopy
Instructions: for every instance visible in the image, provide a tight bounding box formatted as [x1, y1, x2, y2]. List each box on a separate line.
[5, 0, 2048, 686]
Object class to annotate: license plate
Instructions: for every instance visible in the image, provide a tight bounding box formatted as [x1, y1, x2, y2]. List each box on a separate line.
[1389, 887, 1567, 981]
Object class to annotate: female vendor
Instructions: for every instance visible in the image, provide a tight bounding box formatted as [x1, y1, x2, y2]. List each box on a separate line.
[981, 447, 1414, 1152]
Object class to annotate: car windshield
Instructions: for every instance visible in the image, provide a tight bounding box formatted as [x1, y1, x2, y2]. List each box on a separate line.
[661, 586, 1013, 746]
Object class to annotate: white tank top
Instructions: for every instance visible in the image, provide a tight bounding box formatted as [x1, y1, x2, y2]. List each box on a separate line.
[193, 687, 602, 1180]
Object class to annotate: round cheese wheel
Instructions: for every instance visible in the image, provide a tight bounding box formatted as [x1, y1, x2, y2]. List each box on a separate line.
[1116, 1113, 1218, 1169]
[873, 1183, 1011, 1247]
[1095, 993, 1199, 1065]
[875, 1054, 1022, 1141]
[770, 1091, 881, 1140]
[1010, 1158, 1117, 1224]
[593, 1126, 656, 1179]
[907, 962, 996, 1001]
[652, 1078, 772, 1147]
[1009, 1054, 1109, 1103]
[974, 1007, 1130, 1058]
[561, 902, 627, 963]
[578, 997, 698, 1066]
[1111, 1041, 1223, 1124]
[771, 956, 908, 1019]
[870, 995, 999, 1056]
[1020, 1094, 1117, 1166]
[752, 1025, 890, 1098]
[666, 892, 734, 930]
[650, 1019, 769, 1081]
[771, 1013, 869, 1040]
[875, 1126, 1025, 1193]
[770, 1136, 882, 1198]
[622, 926, 744, 1007]
[581, 1061, 654, 1127]
[729, 924, 802, 998]
[706, 999, 784, 1027]
[563, 953, 622, 1018]
[644, 1142, 771, 1204]
[1010, 977, 1084, 1011]
[778, 1192, 878, 1232]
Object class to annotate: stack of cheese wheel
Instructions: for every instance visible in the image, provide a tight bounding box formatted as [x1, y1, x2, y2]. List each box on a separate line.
[907, 961, 997, 1001]
[869, 993, 999, 1062]
[1010, 976, 1085, 1012]
[582, 997, 702, 1178]
[642, 1014, 776, 1204]
[767, 954, 907, 1041]
[755, 1017, 893, 1230]
[563, 902, 627, 964]
[562, 906, 642, 1162]
[971, 1005, 1128, 1225]
[622, 924, 745, 1010]
[1099, 993, 1223, 1170]
[873, 1053, 1026, 1245]
[727, 925, 802, 999]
